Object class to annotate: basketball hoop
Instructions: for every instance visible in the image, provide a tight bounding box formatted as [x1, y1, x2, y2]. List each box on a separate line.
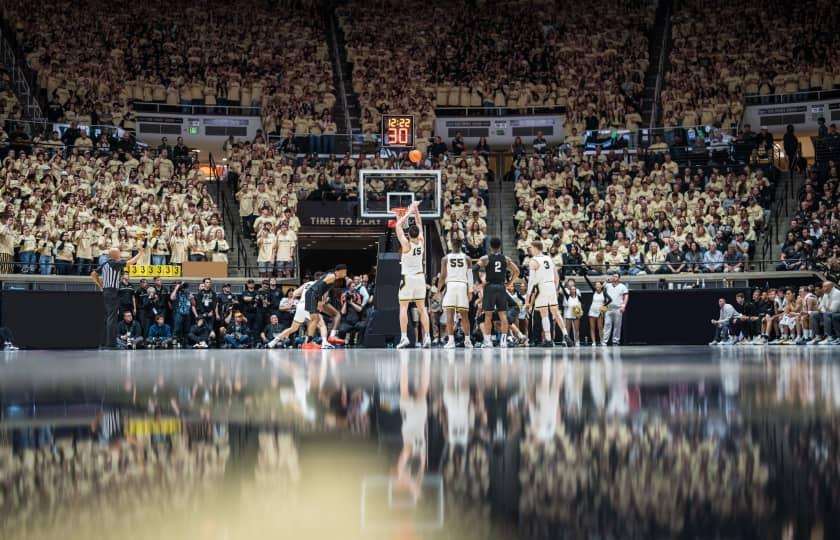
[387, 207, 407, 229]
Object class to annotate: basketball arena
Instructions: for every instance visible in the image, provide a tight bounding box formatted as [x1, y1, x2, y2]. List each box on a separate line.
[1, 0, 840, 538]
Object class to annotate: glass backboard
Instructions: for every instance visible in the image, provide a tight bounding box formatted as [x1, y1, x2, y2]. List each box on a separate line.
[359, 169, 442, 218]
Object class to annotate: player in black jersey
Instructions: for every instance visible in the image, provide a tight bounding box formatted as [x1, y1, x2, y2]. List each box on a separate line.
[302, 264, 348, 350]
[477, 237, 519, 348]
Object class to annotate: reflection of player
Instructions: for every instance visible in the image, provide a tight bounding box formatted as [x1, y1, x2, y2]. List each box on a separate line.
[395, 201, 431, 349]
[526, 241, 571, 347]
[437, 237, 473, 349]
[396, 351, 430, 501]
[478, 237, 519, 348]
[443, 357, 471, 449]
[528, 354, 564, 442]
[302, 265, 349, 350]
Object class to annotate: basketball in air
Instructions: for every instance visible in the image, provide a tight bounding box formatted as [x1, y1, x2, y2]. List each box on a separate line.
[408, 149, 423, 163]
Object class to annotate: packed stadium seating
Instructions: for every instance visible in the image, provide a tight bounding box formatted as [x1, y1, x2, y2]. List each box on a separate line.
[337, 0, 655, 153]
[663, 0, 840, 128]
[0, 139, 227, 275]
[2, 0, 335, 133]
[510, 142, 772, 274]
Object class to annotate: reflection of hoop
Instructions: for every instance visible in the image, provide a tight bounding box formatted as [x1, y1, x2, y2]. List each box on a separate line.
[387, 207, 407, 230]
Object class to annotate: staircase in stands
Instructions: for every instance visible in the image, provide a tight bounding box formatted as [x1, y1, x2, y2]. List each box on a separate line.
[324, 9, 363, 152]
[641, 0, 673, 127]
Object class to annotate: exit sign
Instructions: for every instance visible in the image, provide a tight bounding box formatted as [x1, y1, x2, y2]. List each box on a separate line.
[188, 126, 199, 135]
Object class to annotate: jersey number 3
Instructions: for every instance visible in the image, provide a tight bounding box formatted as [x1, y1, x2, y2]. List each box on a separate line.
[543, 260, 550, 269]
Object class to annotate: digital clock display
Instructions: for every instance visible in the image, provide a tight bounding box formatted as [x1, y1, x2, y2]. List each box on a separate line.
[382, 114, 415, 147]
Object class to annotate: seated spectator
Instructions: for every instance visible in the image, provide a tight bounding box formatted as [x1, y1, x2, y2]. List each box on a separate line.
[187, 317, 214, 349]
[261, 313, 286, 349]
[702, 245, 724, 273]
[146, 314, 173, 349]
[777, 241, 805, 271]
[116, 310, 144, 349]
[809, 281, 840, 345]
[723, 245, 745, 272]
[710, 298, 740, 345]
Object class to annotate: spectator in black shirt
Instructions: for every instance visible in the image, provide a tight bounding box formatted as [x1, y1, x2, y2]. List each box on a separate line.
[475, 137, 490, 158]
[817, 118, 828, 139]
[172, 136, 191, 167]
[116, 311, 144, 349]
[157, 137, 173, 156]
[733, 291, 760, 341]
[777, 241, 805, 271]
[665, 242, 686, 273]
[61, 122, 81, 147]
[429, 136, 447, 159]
[451, 131, 465, 155]
[532, 131, 547, 154]
[757, 126, 773, 151]
[261, 313, 286, 348]
[238, 279, 260, 331]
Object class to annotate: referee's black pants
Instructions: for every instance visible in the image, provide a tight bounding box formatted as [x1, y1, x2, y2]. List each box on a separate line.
[103, 289, 120, 347]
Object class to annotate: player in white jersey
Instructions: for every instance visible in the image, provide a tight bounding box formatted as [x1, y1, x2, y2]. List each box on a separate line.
[396, 351, 430, 501]
[525, 240, 571, 347]
[436, 237, 473, 348]
[274, 277, 328, 346]
[394, 201, 431, 349]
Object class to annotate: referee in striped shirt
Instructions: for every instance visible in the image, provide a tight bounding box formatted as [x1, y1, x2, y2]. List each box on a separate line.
[91, 247, 144, 348]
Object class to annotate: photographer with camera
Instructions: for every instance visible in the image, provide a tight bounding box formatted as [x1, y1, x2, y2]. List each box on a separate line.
[169, 281, 194, 344]
[146, 313, 174, 349]
[223, 310, 251, 348]
[187, 317, 214, 349]
[116, 310, 145, 349]
[193, 277, 219, 329]
[339, 284, 367, 346]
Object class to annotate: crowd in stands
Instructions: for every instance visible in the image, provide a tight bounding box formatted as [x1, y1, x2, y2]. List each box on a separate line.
[0, 133, 227, 276]
[337, 0, 654, 154]
[775, 156, 840, 277]
[0, 69, 21, 124]
[664, 0, 840, 128]
[508, 136, 773, 276]
[3, 0, 334, 145]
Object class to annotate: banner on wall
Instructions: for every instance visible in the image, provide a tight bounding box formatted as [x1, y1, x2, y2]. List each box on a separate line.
[297, 201, 387, 227]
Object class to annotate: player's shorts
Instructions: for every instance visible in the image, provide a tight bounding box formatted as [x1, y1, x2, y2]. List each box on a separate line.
[482, 283, 508, 311]
[399, 273, 426, 302]
[304, 288, 321, 313]
[780, 315, 797, 328]
[293, 299, 310, 324]
[533, 282, 558, 308]
[442, 281, 469, 310]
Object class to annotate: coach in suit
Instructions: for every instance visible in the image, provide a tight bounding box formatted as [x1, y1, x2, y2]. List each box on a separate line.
[91, 247, 144, 348]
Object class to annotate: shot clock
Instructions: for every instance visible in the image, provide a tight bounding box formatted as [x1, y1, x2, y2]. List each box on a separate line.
[381, 114, 415, 148]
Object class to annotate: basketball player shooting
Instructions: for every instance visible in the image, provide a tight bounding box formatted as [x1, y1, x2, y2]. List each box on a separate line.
[477, 237, 519, 348]
[437, 237, 473, 349]
[394, 201, 431, 349]
[526, 241, 572, 347]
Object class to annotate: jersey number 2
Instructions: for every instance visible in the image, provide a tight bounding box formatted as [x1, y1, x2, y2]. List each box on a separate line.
[494, 261, 502, 272]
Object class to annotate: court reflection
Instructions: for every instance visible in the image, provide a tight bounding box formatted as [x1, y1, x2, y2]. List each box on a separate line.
[0, 348, 839, 539]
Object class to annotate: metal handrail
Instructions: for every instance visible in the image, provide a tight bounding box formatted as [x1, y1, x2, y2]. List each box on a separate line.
[744, 89, 840, 106]
[435, 105, 567, 117]
[648, 0, 671, 130]
[131, 101, 261, 117]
